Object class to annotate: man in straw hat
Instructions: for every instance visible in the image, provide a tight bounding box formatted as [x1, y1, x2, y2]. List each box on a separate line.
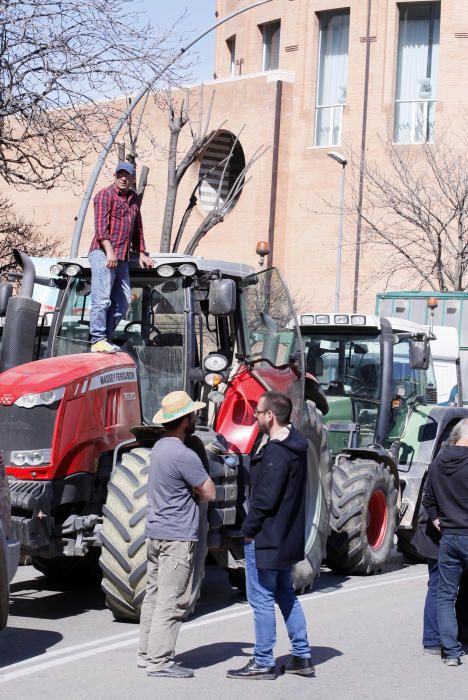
[138, 390, 215, 679]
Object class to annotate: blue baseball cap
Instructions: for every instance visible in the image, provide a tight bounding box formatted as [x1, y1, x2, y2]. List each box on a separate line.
[115, 161, 135, 177]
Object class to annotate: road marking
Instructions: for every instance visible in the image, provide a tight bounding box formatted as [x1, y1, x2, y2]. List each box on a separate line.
[0, 571, 427, 683]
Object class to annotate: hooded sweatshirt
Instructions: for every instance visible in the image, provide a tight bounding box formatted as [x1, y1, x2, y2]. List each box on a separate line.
[242, 424, 308, 569]
[422, 445, 468, 534]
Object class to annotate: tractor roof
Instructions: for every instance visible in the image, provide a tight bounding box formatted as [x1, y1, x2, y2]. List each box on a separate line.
[57, 253, 255, 279]
[298, 312, 431, 336]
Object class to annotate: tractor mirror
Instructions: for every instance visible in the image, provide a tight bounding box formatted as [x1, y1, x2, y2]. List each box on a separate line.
[409, 339, 430, 370]
[0, 282, 13, 317]
[208, 279, 236, 316]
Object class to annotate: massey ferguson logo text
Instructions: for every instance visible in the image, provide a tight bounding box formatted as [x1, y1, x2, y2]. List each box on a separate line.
[89, 368, 137, 392]
[100, 370, 135, 386]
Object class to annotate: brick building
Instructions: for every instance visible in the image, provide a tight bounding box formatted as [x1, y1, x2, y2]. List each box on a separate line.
[7, 0, 466, 310]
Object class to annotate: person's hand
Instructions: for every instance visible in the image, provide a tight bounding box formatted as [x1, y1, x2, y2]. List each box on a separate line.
[433, 518, 441, 531]
[106, 251, 118, 269]
[139, 253, 154, 269]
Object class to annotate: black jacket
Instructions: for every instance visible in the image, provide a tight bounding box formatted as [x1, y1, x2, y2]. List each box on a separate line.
[242, 425, 308, 569]
[422, 445, 468, 534]
[410, 505, 440, 560]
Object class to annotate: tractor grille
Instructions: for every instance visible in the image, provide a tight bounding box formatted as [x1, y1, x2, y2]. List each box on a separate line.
[425, 386, 438, 404]
[0, 403, 59, 464]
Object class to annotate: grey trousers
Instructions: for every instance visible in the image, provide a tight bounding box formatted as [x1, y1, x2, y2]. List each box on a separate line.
[138, 539, 195, 671]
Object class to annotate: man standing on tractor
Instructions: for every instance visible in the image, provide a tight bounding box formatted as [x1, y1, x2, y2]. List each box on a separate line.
[138, 391, 216, 679]
[227, 391, 314, 681]
[88, 161, 153, 353]
[423, 418, 468, 667]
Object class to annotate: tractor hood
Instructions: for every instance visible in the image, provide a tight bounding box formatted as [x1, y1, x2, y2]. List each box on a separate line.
[0, 352, 136, 404]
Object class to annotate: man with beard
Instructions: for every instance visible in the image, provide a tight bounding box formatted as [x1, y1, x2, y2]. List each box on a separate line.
[138, 391, 216, 679]
[227, 391, 314, 680]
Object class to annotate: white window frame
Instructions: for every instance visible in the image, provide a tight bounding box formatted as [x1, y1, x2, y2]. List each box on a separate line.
[261, 20, 281, 72]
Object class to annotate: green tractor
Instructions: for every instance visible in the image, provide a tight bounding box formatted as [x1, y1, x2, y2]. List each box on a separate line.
[299, 312, 468, 574]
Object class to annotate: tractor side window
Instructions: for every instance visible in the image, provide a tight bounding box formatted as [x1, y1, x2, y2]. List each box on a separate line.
[388, 337, 436, 441]
[54, 277, 92, 355]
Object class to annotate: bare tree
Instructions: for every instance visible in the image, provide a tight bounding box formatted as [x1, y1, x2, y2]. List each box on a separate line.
[346, 132, 468, 291]
[0, 198, 61, 274]
[0, 0, 188, 189]
[159, 91, 221, 253]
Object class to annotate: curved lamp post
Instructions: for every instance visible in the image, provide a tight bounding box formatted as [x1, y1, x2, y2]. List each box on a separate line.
[70, 0, 272, 256]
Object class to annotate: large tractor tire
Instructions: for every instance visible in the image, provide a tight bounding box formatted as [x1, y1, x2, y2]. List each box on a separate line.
[99, 446, 208, 622]
[293, 400, 332, 592]
[326, 458, 397, 574]
[0, 544, 9, 631]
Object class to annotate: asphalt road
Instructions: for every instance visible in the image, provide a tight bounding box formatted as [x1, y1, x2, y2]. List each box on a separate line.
[1, 550, 466, 700]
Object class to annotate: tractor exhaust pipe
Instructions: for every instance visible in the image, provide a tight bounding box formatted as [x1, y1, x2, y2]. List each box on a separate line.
[0, 250, 40, 373]
[13, 249, 36, 298]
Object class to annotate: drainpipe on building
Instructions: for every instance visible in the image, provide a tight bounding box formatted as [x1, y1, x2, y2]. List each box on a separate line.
[267, 80, 283, 268]
[353, 0, 372, 312]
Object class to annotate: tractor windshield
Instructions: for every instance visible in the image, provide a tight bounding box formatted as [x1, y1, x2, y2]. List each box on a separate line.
[240, 267, 304, 425]
[303, 332, 381, 451]
[53, 275, 187, 423]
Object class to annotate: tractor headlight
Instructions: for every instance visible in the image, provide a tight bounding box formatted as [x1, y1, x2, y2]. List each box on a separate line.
[156, 264, 175, 278]
[65, 264, 81, 277]
[11, 449, 52, 467]
[15, 386, 65, 408]
[178, 263, 197, 277]
[204, 353, 229, 372]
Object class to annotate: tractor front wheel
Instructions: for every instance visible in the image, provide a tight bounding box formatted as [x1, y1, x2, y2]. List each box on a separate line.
[326, 458, 397, 574]
[99, 446, 207, 622]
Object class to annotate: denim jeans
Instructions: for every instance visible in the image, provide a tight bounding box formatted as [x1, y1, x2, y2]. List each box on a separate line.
[423, 559, 440, 649]
[89, 249, 131, 344]
[437, 533, 468, 659]
[244, 541, 311, 667]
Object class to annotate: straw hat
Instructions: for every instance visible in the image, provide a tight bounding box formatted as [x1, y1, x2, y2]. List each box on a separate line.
[153, 390, 206, 425]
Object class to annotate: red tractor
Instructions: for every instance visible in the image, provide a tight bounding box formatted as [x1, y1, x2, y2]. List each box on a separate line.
[0, 253, 331, 620]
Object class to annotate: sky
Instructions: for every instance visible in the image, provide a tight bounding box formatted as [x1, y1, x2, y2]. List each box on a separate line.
[139, 1, 217, 82]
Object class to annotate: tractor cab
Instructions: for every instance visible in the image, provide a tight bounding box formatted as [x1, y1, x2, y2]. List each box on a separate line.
[298, 313, 437, 456]
[42, 254, 248, 427]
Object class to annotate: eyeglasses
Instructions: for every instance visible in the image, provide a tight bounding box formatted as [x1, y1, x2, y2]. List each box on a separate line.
[254, 408, 270, 416]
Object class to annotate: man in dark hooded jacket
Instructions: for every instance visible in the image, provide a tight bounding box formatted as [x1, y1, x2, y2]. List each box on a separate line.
[423, 418, 468, 666]
[227, 391, 314, 680]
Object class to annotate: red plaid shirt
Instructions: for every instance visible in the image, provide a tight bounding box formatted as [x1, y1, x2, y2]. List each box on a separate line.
[89, 184, 146, 260]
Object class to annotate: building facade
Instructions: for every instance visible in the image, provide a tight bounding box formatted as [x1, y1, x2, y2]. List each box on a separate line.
[6, 0, 468, 311]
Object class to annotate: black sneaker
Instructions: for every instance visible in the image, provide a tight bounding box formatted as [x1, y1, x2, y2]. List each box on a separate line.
[283, 655, 316, 677]
[226, 658, 276, 680]
[147, 663, 194, 678]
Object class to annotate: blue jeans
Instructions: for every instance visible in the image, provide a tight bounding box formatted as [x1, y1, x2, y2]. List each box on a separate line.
[244, 541, 311, 667]
[423, 559, 440, 649]
[437, 534, 468, 659]
[89, 249, 131, 344]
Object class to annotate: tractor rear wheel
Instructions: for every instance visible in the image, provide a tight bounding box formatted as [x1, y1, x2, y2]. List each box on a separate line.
[326, 458, 397, 574]
[99, 446, 207, 622]
[293, 400, 332, 592]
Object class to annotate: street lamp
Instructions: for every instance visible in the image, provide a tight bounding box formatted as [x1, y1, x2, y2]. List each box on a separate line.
[327, 151, 347, 312]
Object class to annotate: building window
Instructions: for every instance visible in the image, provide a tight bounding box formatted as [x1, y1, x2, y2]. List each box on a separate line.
[314, 10, 350, 147]
[226, 35, 236, 77]
[260, 20, 281, 71]
[199, 131, 246, 213]
[394, 3, 440, 144]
